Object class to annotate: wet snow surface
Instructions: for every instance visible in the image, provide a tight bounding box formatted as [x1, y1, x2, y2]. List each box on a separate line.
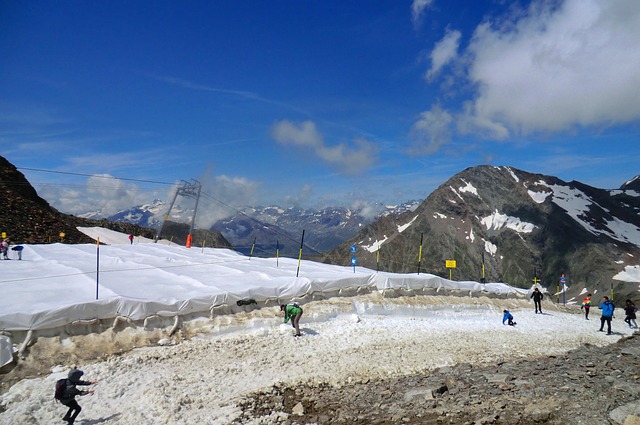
[1, 296, 632, 425]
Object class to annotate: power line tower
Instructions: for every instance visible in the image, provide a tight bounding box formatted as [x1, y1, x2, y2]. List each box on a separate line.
[155, 179, 202, 247]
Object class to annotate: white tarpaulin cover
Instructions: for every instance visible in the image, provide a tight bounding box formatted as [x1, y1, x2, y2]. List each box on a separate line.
[0, 227, 525, 332]
[0, 335, 12, 367]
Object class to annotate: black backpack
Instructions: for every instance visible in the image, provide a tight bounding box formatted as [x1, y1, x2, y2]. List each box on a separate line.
[54, 378, 67, 401]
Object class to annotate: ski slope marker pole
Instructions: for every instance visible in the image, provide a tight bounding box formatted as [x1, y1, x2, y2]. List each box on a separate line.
[96, 237, 100, 300]
[296, 230, 305, 277]
[249, 237, 256, 260]
[417, 233, 424, 275]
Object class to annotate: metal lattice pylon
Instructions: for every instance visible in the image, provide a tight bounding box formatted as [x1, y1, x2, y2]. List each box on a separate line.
[155, 179, 202, 247]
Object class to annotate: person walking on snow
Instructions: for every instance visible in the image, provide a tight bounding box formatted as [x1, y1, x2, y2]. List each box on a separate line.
[624, 299, 638, 329]
[581, 294, 592, 320]
[531, 287, 544, 314]
[1, 238, 9, 260]
[128, 234, 134, 244]
[502, 310, 516, 326]
[598, 296, 615, 335]
[58, 368, 97, 424]
[281, 303, 303, 337]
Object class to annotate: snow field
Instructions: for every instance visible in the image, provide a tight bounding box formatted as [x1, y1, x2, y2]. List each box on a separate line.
[1, 295, 632, 425]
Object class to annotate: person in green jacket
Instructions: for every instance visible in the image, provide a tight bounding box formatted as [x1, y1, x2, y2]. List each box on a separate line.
[281, 303, 303, 337]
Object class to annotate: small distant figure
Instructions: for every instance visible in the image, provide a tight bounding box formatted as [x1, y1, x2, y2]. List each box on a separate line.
[624, 299, 638, 329]
[11, 245, 24, 260]
[502, 309, 516, 326]
[531, 287, 544, 314]
[581, 293, 592, 320]
[55, 368, 97, 424]
[281, 302, 304, 337]
[598, 296, 615, 335]
[1, 239, 9, 260]
[128, 234, 134, 244]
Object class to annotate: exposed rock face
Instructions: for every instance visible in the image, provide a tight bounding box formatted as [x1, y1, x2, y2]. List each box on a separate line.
[236, 333, 640, 425]
[321, 166, 640, 301]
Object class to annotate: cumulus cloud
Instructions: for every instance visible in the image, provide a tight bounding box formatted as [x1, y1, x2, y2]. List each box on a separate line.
[194, 170, 262, 229]
[407, 105, 454, 155]
[415, 0, 640, 151]
[464, 0, 640, 136]
[39, 174, 153, 216]
[412, 0, 434, 27]
[271, 120, 378, 174]
[426, 29, 461, 81]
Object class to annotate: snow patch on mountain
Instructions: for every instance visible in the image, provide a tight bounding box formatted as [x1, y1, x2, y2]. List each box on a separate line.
[458, 179, 479, 197]
[546, 183, 640, 245]
[484, 239, 497, 256]
[528, 189, 551, 204]
[480, 210, 535, 233]
[613, 265, 640, 283]
[361, 236, 387, 253]
[398, 215, 419, 233]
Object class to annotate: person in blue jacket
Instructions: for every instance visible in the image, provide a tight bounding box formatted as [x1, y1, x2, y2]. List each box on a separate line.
[598, 296, 615, 335]
[502, 310, 516, 326]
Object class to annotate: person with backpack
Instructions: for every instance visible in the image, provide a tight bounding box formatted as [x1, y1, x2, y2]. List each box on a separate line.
[281, 302, 303, 337]
[598, 296, 615, 335]
[55, 368, 97, 424]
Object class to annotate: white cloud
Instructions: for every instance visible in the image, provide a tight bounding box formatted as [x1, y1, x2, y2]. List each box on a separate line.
[412, 0, 434, 27]
[39, 174, 153, 216]
[195, 170, 262, 229]
[271, 120, 378, 174]
[417, 0, 640, 148]
[408, 105, 454, 155]
[426, 29, 461, 81]
[465, 0, 640, 137]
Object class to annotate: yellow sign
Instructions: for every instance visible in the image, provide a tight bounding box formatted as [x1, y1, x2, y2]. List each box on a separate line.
[445, 260, 457, 269]
[1, 232, 5, 239]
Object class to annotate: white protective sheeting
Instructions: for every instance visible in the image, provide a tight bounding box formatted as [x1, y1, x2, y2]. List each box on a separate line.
[0, 335, 13, 367]
[0, 229, 524, 332]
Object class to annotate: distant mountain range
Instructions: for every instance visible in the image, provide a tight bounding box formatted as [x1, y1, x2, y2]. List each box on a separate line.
[102, 201, 422, 256]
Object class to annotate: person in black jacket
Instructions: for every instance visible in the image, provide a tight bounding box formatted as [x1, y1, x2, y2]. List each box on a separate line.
[531, 287, 544, 314]
[59, 368, 96, 424]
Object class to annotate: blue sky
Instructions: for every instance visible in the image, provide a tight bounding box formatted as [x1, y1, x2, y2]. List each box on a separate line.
[1, 0, 639, 226]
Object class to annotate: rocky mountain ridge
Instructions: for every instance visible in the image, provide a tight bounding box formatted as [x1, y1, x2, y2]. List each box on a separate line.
[321, 165, 640, 302]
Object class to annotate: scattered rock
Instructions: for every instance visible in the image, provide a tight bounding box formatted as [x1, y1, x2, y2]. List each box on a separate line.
[236, 333, 640, 424]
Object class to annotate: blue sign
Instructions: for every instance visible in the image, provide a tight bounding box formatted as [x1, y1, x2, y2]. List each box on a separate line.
[350, 245, 357, 254]
[351, 257, 357, 265]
